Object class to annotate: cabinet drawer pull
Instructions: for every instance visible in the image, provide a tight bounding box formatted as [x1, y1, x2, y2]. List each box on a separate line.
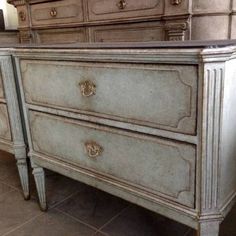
[171, 0, 182, 5]
[85, 141, 103, 158]
[19, 11, 26, 22]
[50, 8, 57, 17]
[79, 80, 96, 97]
[117, 0, 127, 10]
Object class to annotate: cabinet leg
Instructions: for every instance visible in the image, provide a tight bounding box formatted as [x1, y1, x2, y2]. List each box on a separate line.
[32, 165, 47, 211]
[15, 148, 30, 200]
[196, 220, 221, 236]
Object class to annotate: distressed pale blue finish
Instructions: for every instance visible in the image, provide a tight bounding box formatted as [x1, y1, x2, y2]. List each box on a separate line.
[10, 45, 236, 236]
[0, 53, 29, 200]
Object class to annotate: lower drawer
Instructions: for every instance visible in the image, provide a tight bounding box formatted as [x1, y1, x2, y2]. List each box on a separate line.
[0, 104, 11, 141]
[29, 111, 196, 208]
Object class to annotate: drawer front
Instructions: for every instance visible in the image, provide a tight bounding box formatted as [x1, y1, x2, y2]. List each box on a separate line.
[29, 111, 196, 208]
[31, 0, 84, 27]
[0, 104, 11, 141]
[90, 22, 164, 42]
[35, 28, 87, 44]
[21, 60, 197, 135]
[87, 0, 164, 21]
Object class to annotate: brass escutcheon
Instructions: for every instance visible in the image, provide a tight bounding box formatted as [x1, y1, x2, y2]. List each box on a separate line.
[85, 141, 103, 158]
[117, 0, 127, 10]
[50, 8, 57, 17]
[79, 80, 96, 97]
[19, 11, 26, 21]
[171, 0, 182, 5]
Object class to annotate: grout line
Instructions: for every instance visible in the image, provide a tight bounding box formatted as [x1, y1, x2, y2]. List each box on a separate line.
[0, 189, 16, 198]
[48, 190, 81, 209]
[184, 228, 194, 236]
[0, 179, 38, 201]
[55, 208, 98, 231]
[93, 231, 110, 236]
[0, 178, 27, 193]
[2, 211, 44, 236]
[94, 205, 130, 235]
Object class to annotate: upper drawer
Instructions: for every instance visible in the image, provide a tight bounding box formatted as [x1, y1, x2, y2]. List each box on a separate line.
[30, 0, 84, 27]
[20, 60, 197, 135]
[87, 0, 164, 21]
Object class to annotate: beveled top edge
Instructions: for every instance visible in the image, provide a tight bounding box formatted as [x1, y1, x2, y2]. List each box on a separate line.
[0, 40, 236, 50]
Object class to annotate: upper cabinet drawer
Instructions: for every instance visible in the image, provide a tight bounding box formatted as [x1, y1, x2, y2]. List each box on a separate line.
[87, 0, 164, 21]
[20, 60, 197, 135]
[30, 0, 84, 27]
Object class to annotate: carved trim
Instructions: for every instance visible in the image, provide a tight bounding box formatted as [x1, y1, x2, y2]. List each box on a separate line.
[7, 0, 27, 7]
[19, 30, 32, 43]
[201, 64, 224, 213]
[165, 22, 188, 41]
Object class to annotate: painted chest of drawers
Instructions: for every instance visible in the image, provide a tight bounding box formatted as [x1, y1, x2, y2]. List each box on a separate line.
[8, 0, 236, 43]
[12, 43, 236, 235]
[0, 50, 29, 199]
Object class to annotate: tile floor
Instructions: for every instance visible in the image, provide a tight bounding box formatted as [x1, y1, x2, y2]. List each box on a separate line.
[0, 150, 235, 236]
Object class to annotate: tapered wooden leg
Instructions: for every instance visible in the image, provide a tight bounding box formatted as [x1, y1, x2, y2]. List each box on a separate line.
[196, 220, 221, 236]
[15, 148, 30, 200]
[32, 165, 47, 211]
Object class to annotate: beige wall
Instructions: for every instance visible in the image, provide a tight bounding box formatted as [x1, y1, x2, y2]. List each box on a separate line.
[0, 1, 18, 29]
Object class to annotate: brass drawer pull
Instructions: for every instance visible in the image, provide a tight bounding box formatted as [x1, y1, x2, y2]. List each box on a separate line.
[19, 11, 26, 22]
[85, 141, 103, 158]
[79, 80, 96, 97]
[50, 8, 57, 17]
[171, 0, 182, 5]
[117, 0, 127, 10]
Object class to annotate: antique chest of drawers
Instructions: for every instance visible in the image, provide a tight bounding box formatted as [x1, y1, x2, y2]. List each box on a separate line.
[9, 0, 236, 43]
[12, 42, 236, 236]
[0, 50, 29, 199]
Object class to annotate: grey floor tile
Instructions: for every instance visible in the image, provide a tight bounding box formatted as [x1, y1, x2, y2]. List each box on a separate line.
[0, 151, 22, 189]
[94, 232, 109, 236]
[57, 187, 128, 229]
[101, 205, 191, 236]
[6, 209, 96, 236]
[36, 171, 86, 208]
[220, 204, 236, 236]
[0, 190, 41, 235]
[0, 182, 14, 196]
[0, 151, 16, 166]
[0, 164, 19, 183]
[0, 151, 235, 236]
